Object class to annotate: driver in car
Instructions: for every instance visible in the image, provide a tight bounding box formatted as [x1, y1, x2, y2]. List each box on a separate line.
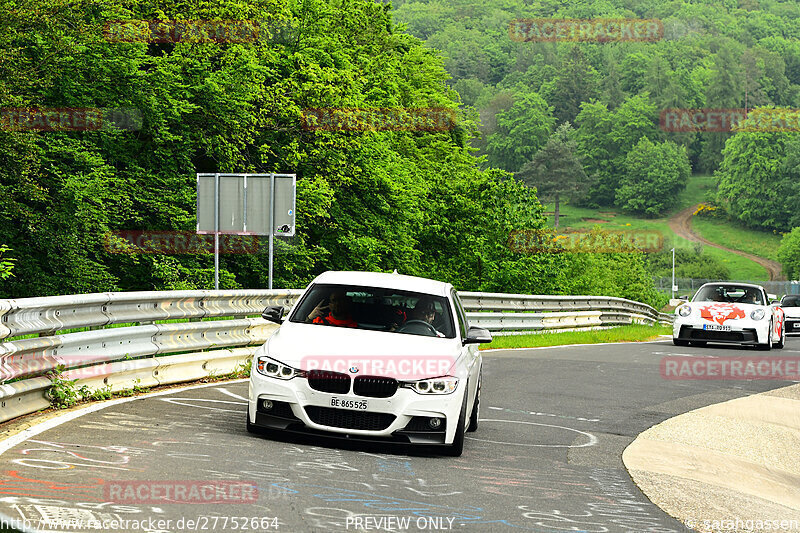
[409, 298, 446, 337]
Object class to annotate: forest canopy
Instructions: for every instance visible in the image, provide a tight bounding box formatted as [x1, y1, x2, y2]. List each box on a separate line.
[15, 0, 794, 306]
[393, 0, 800, 227]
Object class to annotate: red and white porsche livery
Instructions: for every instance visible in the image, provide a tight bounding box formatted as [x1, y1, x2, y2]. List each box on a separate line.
[673, 282, 785, 350]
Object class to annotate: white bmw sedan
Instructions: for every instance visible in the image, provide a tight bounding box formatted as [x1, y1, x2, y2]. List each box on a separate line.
[673, 282, 784, 350]
[247, 271, 491, 456]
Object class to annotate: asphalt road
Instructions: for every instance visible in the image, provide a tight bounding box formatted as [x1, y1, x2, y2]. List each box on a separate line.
[1, 337, 799, 533]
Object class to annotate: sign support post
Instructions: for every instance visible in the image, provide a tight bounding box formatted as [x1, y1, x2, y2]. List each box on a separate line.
[214, 173, 220, 290]
[197, 173, 296, 291]
[671, 247, 676, 300]
[269, 173, 275, 289]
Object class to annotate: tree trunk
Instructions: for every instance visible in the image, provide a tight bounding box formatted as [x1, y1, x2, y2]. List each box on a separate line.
[554, 194, 560, 229]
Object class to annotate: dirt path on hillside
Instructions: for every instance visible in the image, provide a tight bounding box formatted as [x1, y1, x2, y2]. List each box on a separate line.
[668, 204, 785, 281]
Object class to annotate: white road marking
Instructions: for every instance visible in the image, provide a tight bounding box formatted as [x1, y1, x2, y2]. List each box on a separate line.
[158, 398, 246, 412]
[467, 419, 597, 448]
[215, 387, 249, 402]
[0, 379, 248, 457]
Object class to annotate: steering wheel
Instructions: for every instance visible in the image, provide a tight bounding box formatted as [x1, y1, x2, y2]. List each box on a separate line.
[397, 320, 438, 336]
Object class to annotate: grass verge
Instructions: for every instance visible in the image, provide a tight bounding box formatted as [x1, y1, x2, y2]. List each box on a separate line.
[699, 244, 768, 281]
[481, 324, 672, 350]
[691, 216, 783, 262]
[541, 186, 770, 281]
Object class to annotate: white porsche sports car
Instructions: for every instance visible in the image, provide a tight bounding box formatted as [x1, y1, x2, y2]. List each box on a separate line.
[673, 282, 784, 350]
[247, 271, 490, 456]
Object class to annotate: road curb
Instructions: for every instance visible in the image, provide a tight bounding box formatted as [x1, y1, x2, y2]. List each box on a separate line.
[623, 383, 800, 532]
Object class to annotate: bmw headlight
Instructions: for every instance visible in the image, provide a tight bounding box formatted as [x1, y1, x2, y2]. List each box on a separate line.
[750, 309, 766, 320]
[256, 356, 304, 380]
[401, 376, 459, 395]
[678, 305, 692, 317]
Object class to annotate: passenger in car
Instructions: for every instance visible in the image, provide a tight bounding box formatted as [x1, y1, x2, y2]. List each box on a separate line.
[742, 291, 759, 304]
[306, 291, 358, 328]
[386, 306, 407, 331]
[711, 291, 726, 302]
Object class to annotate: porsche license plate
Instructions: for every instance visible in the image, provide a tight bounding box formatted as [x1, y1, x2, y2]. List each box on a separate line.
[703, 324, 731, 331]
[330, 397, 368, 410]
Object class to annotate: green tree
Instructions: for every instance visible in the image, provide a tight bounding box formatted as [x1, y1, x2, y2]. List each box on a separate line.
[777, 227, 800, 280]
[485, 90, 556, 172]
[645, 247, 731, 280]
[700, 44, 744, 172]
[601, 58, 625, 110]
[556, 249, 667, 309]
[616, 137, 691, 217]
[0, 245, 15, 280]
[516, 123, 590, 228]
[548, 46, 600, 124]
[575, 94, 659, 206]
[716, 111, 794, 231]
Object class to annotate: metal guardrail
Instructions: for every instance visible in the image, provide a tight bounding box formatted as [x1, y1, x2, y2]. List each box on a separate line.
[0, 289, 671, 424]
[655, 277, 800, 297]
[458, 292, 673, 331]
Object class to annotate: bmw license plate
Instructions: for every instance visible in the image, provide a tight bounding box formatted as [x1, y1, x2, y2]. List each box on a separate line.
[703, 324, 731, 331]
[330, 397, 368, 410]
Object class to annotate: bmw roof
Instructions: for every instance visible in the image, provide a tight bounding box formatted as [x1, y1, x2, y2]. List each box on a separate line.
[309, 271, 452, 297]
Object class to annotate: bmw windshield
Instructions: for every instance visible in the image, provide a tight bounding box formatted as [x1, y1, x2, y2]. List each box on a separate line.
[289, 283, 456, 338]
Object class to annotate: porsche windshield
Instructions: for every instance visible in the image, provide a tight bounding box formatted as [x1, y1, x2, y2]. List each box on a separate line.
[290, 283, 456, 338]
[693, 285, 764, 305]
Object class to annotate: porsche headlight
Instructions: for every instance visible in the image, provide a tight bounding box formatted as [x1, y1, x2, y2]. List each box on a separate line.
[401, 376, 459, 395]
[750, 309, 766, 320]
[256, 356, 304, 380]
[678, 305, 692, 317]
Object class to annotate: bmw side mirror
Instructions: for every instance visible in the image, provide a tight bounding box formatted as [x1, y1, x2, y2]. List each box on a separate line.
[262, 306, 285, 324]
[464, 326, 492, 345]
